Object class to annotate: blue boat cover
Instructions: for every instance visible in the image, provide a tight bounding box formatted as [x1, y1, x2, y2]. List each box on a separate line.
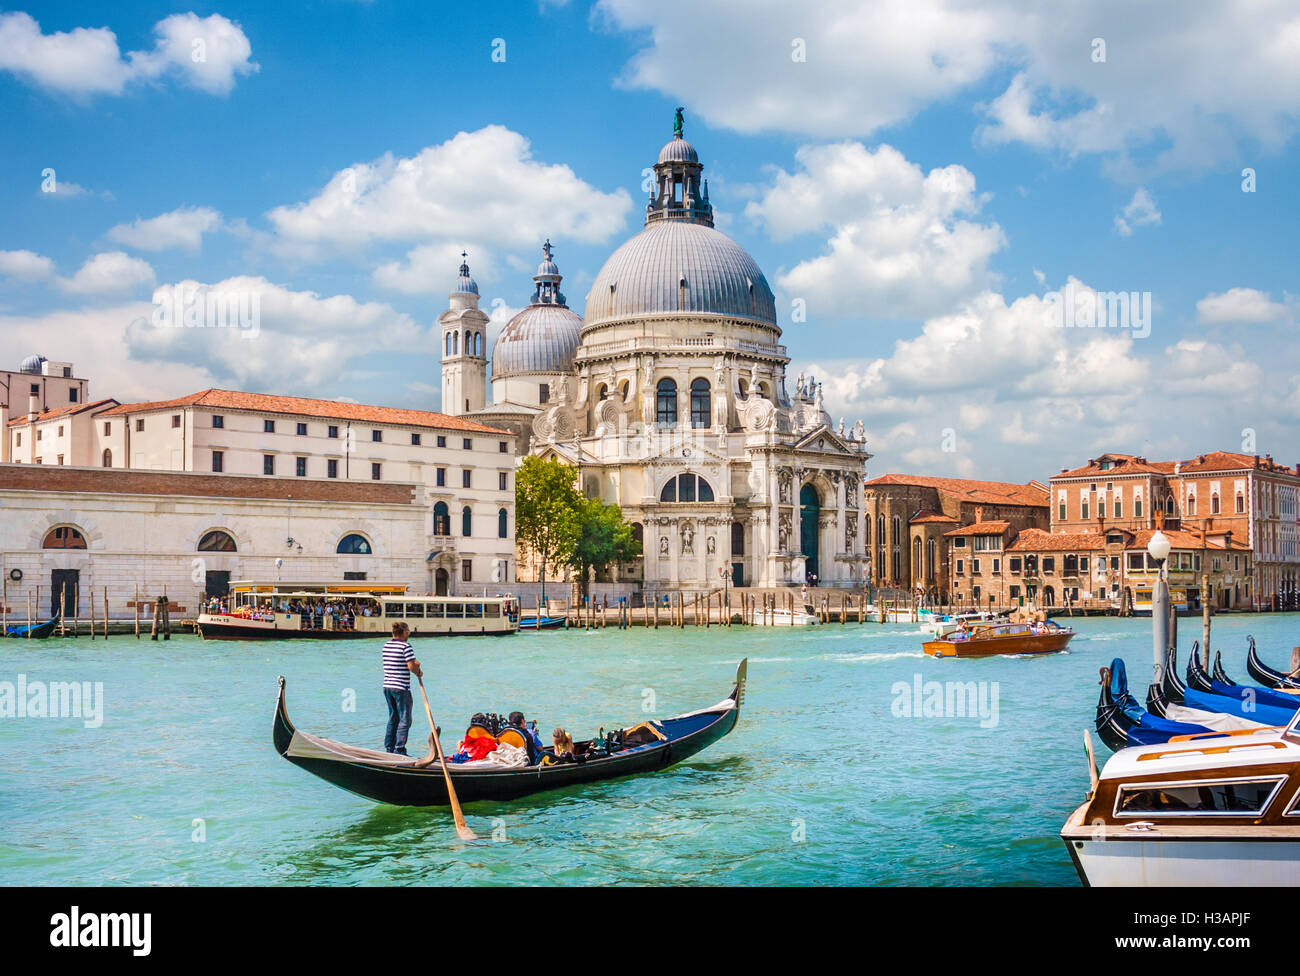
[1184, 687, 1297, 727]
[1209, 680, 1300, 712]
[1109, 659, 1217, 745]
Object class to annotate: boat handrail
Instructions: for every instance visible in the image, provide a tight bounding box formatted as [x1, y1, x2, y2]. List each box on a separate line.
[1166, 725, 1284, 742]
[1137, 740, 1288, 761]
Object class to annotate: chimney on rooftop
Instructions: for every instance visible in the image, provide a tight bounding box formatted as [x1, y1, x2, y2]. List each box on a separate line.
[27, 393, 38, 422]
[974, 506, 983, 523]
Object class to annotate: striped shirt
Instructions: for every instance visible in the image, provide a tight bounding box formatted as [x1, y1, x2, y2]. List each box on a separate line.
[381, 639, 415, 691]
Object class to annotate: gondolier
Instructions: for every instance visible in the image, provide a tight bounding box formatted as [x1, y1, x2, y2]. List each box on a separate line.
[382, 622, 423, 755]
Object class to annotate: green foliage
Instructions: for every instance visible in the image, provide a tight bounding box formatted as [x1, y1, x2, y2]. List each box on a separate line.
[570, 497, 643, 585]
[514, 455, 583, 580]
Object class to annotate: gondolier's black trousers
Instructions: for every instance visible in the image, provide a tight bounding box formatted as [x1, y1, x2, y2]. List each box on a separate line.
[383, 688, 414, 755]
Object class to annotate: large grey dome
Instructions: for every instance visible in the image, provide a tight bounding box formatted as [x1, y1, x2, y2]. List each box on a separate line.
[582, 221, 777, 330]
[493, 304, 582, 377]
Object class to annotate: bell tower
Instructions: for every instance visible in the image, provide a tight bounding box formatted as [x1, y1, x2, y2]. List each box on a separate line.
[438, 252, 488, 415]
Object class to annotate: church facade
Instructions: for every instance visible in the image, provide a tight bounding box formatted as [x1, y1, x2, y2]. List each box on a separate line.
[440, 115, 872, 589]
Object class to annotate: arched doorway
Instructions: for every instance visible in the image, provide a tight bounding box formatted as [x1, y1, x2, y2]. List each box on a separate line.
[800, 483, 820, 582]
[435, 568, 449, 596]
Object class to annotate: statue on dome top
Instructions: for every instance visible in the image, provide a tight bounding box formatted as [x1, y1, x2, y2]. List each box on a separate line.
[673, 106, 685, 137]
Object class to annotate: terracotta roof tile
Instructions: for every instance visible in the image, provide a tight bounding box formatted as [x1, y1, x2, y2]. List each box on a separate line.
[98, 389, 511, 436]
[909, 510, 959, 524]
[863, 473, 1048, 508]
[944, 520, 1011, 537]
[7, 398, 119, 428]
[1007, 529, 1106, 552]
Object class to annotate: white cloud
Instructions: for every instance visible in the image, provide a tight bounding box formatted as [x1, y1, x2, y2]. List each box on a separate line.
[0, 249, 55, 280]
[123, 277, 426, 392]
[1196, 287, 1289, 325]
[596, 0, 1300, 175]
[107, 206, 223, 252]
[0, 12, 257, 97]
[1113, 187, 1161, 237]
[267, 126, 632, 258]
[746, 142, 1004, 320]
[373, 243, 502, 296]
[58, 251, 156, 295]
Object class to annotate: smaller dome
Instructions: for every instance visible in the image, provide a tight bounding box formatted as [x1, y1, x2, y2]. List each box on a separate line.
[20, 354, 46, 374]
[658, 134, 698, 164]
[453, 251, 478, 296]
[536, 258, 559, 277]
[493, 305, 582, 378]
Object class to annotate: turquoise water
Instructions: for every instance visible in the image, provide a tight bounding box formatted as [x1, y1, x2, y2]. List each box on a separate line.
[2, 613, 1297, 886]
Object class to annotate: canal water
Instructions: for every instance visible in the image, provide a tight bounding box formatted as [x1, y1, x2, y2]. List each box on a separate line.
[2, 613, 1297, 885]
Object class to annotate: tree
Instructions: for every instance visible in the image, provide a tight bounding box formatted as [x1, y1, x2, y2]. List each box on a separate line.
[514, 455, 583, 604]
[569, 497, 643, 595]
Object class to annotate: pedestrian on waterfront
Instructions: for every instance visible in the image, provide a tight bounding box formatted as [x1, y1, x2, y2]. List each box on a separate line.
[382, 622, 422, 756]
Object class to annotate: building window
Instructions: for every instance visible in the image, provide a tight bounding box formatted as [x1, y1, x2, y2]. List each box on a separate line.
[328, 425, 339, 439]
[689, 378, 711, 428]
[1236, 494, 1245, 514]
[327, 459, 338, 479]
[462, 559, 473, 582]
[1114, 498, 1122, 518]
[56, 454, 64, 465]
[372, 429, 382, 442]
[69, 388, 78, 403]
[297, 423, 308, 436]
[462, 506, 472, 537]
[264, 419, 275, 433]
[437, 435, 447, 448]
[1135, 497, 1143, 518]
[731, 521, 745, 556]
[498, 508, 508, 538]
[1009, 556, 1021, 573]
[433, 501, 450, 535]
[659, 473, 714, 503]
[1042, 557, 1055, 573]
[136, 419, 145, 432]
[499, 441, 508, 453]
[36, 430, 42, 442]
[14, 433, 19, 446]
[263, 455, 275, 475]
[411, 433, 421, 446]
[1211, 493, 1221, 514]
[336, 533, 372, 554]
[956, 559, 964, 575]
[1187, 495, 1196, 516]
[656, 378, 677, 425]
[103, 422, 111, 435]
[463, 438, 471, 450]
[212, 451, 224, 473]
[43, 526, 87, 549]
[499, 472, 508, 491]
[1079, 556, 1089, 573]
[1058, 501, 1066, 521]
[171, 414, 181, 428]
[539, 384, 550, 404]
[296, 457, 307, 477]
[102, 449, 112, 467]
[198, 530, 237, 552]
[343, 571, 367, 581]
[436, 467, 446, 487]
[993, 558, 1001, 574]
[371, 463, 382, 480]
[462, 470, 471, 489]
[212, 415, 223, 429]
[1081, 500, 1089, 520]
[973, 559, 981, 575]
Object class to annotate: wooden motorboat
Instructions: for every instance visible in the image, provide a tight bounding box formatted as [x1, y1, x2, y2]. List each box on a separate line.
[1062, 709, 1300, 886]
[272, 660, 746, 806]
[517, 615, 566, 630]
[922, 620, 1073, 658]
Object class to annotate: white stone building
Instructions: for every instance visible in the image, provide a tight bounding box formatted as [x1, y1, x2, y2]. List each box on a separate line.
[441, 114, 872, 588]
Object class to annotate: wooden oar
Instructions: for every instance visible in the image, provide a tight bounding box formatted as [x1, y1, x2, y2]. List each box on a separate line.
[415, 675, 476, 841]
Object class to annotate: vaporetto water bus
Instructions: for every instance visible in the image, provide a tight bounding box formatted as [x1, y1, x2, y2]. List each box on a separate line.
[196, 580, 518, 640]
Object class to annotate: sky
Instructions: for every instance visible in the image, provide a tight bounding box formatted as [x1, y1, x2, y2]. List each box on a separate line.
[1, 0, 1297, 483]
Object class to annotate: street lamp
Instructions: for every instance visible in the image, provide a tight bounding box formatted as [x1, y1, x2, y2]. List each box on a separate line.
[1148, 529, 1171, 685]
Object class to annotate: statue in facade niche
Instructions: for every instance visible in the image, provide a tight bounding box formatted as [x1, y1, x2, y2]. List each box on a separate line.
[778, 513, 792, 551]
[659, 536, 669, 557]
[681, 521, 694, 554]
[778, 467, 792, 504]
[706, 536, 716, 555]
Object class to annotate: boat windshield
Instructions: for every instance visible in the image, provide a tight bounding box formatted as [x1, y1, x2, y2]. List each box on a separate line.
[1285, 705, 1300, 746]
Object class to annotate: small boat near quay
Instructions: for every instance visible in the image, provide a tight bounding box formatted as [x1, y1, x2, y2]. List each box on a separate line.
[3, 615, 59, 639]
[750, 607, 818, 626]
[198, 580, 518, 640]
[517, 614, 566, 630]
[922, 620, 1073, 658]
[272, 659, 747, 806]
[1062, 706, 1300, 886]
[1247, 636, 1300, 690]
[922, 610, 1007, 637]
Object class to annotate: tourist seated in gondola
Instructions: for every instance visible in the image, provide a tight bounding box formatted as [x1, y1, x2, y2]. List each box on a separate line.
[541, 727, 581, 765]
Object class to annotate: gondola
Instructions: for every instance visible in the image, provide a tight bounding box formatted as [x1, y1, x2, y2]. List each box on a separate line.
[1186, 641, 1216, 693]
[1211, 650, 1237, 686]
[516, 615, 567, 630]
[4, 616, 59, 639]
[1094, 658, 1217, 751]
[272, 659, 747, 806]
[1246, 635, 1300, 690]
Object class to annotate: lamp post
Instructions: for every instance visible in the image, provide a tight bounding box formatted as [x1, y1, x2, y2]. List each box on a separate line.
[1148, 529, 1172, 686]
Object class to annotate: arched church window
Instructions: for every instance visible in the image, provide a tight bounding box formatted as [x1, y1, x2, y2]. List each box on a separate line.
[659, 473, 713, 503]
[656, 378, 677, 425]
[690, 378, 711, 428]
[433, 501, 450, 536]
[336, 533, 372, 555]
[597, 385, 608, 401]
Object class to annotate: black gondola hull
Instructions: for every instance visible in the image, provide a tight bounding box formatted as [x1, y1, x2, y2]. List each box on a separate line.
[1246, 637, 1300, 690]
[273, 665, 745, 807]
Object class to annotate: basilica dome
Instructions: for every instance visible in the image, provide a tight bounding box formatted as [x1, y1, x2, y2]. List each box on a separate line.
[582, 220, 777, 330]
[491, 240, 582, 379]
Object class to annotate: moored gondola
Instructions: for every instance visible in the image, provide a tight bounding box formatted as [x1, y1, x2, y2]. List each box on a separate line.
[1211, 650, 1237, 686]
[1094, 659, 1215, 752]
[273, 660, 747, 806]
[1186, 641, 1215, 693]
[1246, 635, 1300, 690]
[3, 615, 59, 639]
